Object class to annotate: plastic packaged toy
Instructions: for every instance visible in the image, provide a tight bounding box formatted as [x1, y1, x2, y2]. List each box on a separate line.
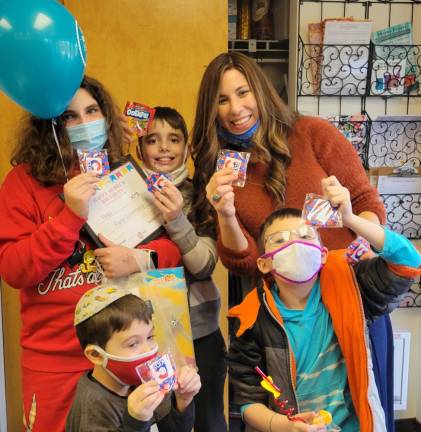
[345, 236, 370, 264]
[77, 149, 110, 176]
[216, 149, 250, 187]
[137, 352, 177, 391]
[302, 193, 343, 228]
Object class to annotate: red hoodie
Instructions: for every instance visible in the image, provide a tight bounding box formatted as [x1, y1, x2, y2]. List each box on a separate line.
[0, 164, 180, 372]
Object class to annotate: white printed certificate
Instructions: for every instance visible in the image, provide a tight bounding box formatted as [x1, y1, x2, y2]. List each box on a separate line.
[86, 158, 164, 248]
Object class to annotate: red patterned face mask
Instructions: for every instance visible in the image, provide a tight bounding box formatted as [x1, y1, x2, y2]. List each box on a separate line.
[94, 344, 159, 386]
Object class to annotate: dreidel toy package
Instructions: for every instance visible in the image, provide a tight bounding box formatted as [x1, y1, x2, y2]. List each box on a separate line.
[77, 149, 110, 176]
[216, 149, 250, 187]
[302, 193, 343, 228]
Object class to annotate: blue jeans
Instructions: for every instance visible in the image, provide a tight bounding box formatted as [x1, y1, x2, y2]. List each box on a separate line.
[369, 314, 395, 432]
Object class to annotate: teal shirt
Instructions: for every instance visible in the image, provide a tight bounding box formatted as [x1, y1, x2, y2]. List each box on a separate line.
[272, 282, 359, 432]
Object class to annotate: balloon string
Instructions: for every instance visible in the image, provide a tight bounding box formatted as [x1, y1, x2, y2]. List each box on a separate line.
[51, 119, 69, 181]
[75, 20, 86, 67]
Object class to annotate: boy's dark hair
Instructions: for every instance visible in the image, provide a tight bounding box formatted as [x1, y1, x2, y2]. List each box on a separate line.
[258, 208, 303, 252]
[76, 294, 152, 350]
[138, 106, 188, 147]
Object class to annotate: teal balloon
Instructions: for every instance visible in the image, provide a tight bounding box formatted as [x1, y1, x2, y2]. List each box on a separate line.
[0, 0, 87, 118]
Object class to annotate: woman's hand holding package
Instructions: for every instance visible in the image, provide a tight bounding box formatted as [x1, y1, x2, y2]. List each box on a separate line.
[63, 172, 99, 219]
[127, 380, 166, 422]
[153, 181, 184, 223]
[206, 167, 237, 218]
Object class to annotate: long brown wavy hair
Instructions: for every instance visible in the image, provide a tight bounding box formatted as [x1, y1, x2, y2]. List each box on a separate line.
[11, 76, 125, 186]
[189, 52, 298, 236]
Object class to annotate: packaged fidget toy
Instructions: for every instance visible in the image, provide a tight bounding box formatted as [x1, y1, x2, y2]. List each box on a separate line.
[302, 193, 343, 228]
[137, 353, 177, 391]
[146, 173, 171, 193]
[345, 236, 370, 264]
[216, 149, 250, 187]
[77, 149, 110, 176]
[124, 102, 155, 138]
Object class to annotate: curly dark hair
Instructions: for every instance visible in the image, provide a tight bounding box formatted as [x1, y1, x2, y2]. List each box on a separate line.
[11, 76, 125, 186]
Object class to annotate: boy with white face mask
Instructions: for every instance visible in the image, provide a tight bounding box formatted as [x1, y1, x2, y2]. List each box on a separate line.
[66, 285, 201, 432]
[228, 176, 421, 432]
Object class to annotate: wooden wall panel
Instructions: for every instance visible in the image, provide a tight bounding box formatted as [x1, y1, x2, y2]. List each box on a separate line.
[0, 1, 227, 430]
[0, 93, 24, 431]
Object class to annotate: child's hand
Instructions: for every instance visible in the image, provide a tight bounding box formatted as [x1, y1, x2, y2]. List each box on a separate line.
[127, 381, 165, 422]
[289, 411, 327, 431]
[321, 176, 353, 224]
[94, 234, 140, 278]
[291, 422, 327, 432]
[119, 113, 135, 147]
[174, 366, 201, 413]
[63, 172, 99, 218]
[153, 181, 184, 223]
[206, 168, 237, 219]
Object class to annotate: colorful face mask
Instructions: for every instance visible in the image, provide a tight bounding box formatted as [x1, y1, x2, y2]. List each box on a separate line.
[261, 240, 323, 284]
[66, 118, 108, 152]
[94, 344, 159, 386]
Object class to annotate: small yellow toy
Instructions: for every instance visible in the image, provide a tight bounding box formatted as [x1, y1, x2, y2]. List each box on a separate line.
[260, 375, 281, 399]
[313, 410, 333, 425]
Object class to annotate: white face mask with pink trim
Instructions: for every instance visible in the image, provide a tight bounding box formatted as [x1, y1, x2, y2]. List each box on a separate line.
[261, 240, 323, 284]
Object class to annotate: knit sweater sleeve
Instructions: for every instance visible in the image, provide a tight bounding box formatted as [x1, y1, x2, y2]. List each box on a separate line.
[306, 117, 386, 223]
[0, 166, 86, 289]
[165, 212, 217, 279]
[216, 215, 260, 276]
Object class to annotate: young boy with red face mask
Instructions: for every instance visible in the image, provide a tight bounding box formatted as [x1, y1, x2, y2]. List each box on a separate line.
[228, 176, 421, 432]
[66, 285, 201, 432]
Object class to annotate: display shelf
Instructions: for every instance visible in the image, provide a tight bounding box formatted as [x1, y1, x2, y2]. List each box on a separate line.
[368, 117, 421, 168]
[297, 37, 421, 97]
[380, 193, 421, 239]
[369, 43, 421, 96]
[298, 38, 370, 96]
[228, 39, 288, 63]
[325, 114, 370, 167]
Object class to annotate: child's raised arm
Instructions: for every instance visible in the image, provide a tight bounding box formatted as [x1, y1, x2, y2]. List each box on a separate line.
[322, 176, 385, 251]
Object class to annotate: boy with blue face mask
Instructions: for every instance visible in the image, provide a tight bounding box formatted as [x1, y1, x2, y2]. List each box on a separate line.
[228, 176, 421, 432]
[66, 285, 201, 432]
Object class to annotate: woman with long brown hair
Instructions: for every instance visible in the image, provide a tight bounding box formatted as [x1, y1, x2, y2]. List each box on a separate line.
[0, 76, 180, 432]
[190, 52, 394, 431]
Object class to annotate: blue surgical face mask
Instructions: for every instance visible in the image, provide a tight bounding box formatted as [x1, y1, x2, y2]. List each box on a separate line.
[217, 121, 260, 149]
[66, 118, 108, 152]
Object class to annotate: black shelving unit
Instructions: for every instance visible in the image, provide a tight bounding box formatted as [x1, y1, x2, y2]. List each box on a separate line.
[380, 193, 421, 239]
[297, 38, 421, 98]
[297, 0, 421, 308]
[228, 39, 289, 63]
[368, 117, 421, 168]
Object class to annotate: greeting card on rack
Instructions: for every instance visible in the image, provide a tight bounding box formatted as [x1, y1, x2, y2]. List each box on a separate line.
[320, 20, 372, 95]
[371, 22, 418, 95]
[324, 114, 368, 160]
